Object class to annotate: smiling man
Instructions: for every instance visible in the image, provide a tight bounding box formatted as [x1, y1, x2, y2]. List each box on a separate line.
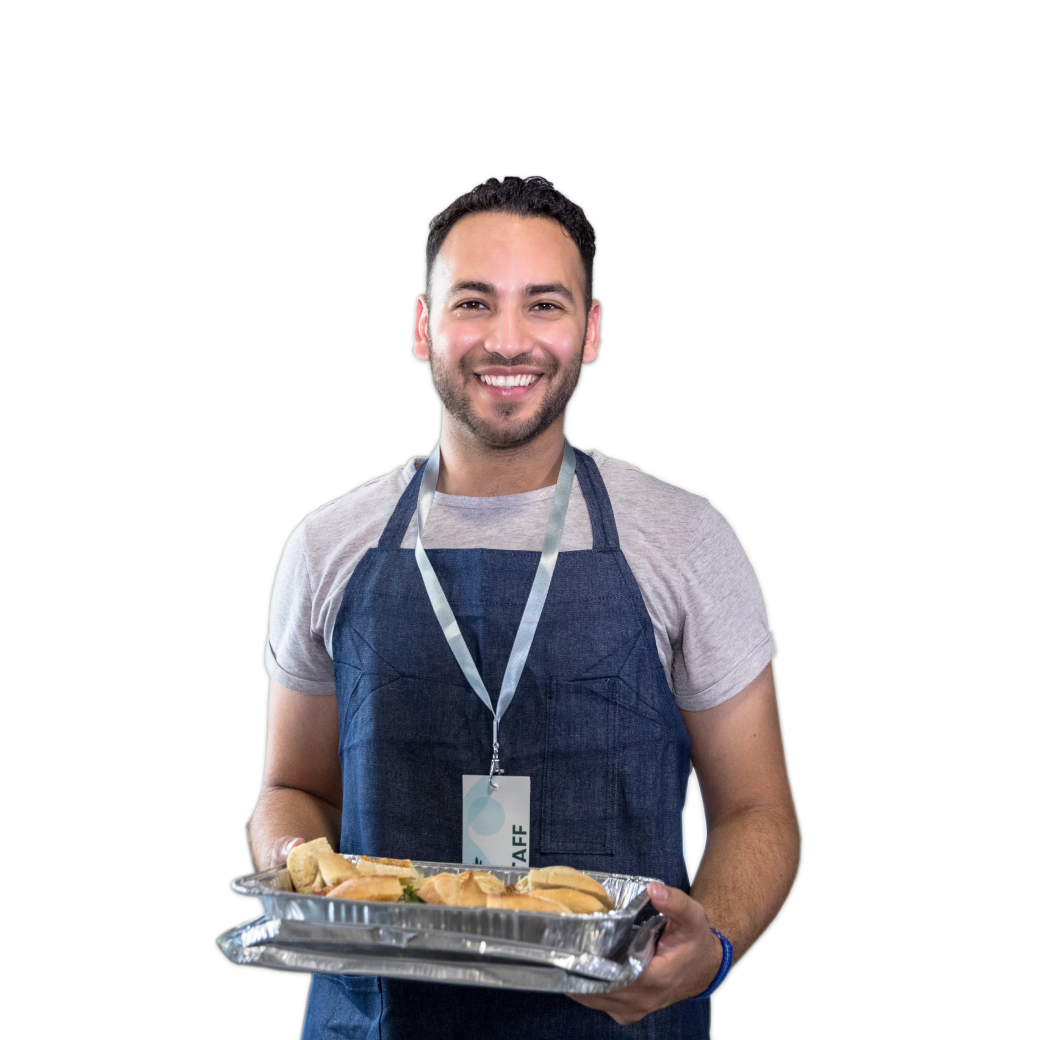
[249, 176, 799, 1039]
[419, 210, 596, 463]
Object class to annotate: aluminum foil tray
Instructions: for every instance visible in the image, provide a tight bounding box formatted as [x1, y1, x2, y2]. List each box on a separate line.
[217, 913, 667, 994]
[231, 859, 659, 962]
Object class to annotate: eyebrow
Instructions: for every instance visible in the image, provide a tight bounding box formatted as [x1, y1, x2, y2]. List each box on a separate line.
[446, 280, 576, 303]
[447, 280, 497, 298]
[525, 283, 574, 302]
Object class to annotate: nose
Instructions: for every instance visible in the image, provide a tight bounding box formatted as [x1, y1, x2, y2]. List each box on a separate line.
[484, 306, 530, 359]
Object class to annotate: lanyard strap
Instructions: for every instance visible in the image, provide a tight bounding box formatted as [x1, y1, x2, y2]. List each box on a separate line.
[414, 441, 576, 784]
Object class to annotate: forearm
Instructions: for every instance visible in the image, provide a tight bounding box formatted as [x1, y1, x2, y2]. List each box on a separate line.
[690, 806, 800, 961]
[247, 784, 342, 871]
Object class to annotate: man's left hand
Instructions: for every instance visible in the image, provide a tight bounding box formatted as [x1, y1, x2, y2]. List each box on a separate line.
[570, 882, 723, 1025]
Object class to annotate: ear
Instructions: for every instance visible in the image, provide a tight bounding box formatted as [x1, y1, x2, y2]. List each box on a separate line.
[414, 295, 431, 361]
[581, 299, 601, 363]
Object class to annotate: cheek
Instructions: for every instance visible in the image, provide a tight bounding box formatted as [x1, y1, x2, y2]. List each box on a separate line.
[437, 323, 486, 362]
[538, 324, 584, 364]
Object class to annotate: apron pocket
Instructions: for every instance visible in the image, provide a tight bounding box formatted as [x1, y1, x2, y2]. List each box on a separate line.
[539, 678, 618, 856]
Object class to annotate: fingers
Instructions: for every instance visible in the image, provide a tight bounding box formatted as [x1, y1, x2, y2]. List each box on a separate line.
[568, 891, 710, 1024]
[570, 887, 715, 1022]
[569, 992, 654, 1025]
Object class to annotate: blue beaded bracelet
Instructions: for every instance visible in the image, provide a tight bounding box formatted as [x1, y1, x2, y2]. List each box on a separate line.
[693, 929, 733, 1000]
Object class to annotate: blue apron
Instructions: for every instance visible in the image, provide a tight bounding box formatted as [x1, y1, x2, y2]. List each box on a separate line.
[302, 449, 709, 1039]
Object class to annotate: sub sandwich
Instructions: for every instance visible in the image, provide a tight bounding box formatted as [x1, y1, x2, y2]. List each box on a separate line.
[282, 841, 614, 914]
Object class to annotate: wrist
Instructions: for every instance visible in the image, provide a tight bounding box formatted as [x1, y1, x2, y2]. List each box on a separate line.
[693, 929, 733, 1001]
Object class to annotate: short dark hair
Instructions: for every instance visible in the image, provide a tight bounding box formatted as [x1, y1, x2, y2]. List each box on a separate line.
[426, 176, 596, 314]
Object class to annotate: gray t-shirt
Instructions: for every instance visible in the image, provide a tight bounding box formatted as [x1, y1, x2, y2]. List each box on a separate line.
[266, 450, 775, 712]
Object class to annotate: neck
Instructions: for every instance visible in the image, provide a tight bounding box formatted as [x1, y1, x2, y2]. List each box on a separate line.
[435, 414, 566, 497]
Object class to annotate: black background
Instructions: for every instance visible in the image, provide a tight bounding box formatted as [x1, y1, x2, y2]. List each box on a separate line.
[191, 166, 832, 1035]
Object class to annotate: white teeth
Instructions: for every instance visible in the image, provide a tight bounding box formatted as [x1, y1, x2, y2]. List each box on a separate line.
[480, 374, 537, 387]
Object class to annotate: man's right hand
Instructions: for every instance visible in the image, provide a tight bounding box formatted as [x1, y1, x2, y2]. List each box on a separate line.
[247, 682, 343, 871]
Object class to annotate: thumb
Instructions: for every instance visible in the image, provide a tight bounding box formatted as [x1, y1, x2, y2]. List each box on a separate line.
[277, 837, 305, 864]
[647, 882, 706, 937]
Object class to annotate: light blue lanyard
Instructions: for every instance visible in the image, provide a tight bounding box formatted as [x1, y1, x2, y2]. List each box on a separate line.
[414, 441, 576, 785]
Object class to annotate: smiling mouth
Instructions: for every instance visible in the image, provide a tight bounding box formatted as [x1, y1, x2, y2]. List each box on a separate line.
[477, 373, 540, 388]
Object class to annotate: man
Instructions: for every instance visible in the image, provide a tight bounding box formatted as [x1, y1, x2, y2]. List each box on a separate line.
[249, 176, 799, 1038]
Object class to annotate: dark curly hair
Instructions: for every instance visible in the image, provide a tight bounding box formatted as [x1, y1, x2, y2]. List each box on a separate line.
[426, 176, 596, 314]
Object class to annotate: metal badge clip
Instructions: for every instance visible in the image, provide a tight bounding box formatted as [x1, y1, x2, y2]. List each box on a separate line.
[489, 720, 505, 790]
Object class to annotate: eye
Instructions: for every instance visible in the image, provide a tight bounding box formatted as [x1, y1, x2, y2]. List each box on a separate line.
[457, 300, 488, 311]
[531, 301, 560, 312]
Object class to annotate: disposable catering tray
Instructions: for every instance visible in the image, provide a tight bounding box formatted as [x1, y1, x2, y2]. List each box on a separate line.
[216, 912, 666, 993]
[218, 859, 666, 993]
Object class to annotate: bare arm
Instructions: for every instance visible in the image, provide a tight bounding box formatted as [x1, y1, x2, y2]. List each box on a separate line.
[573, 663, 799, 1023]
[246, 680, 343, 871]
[686, 662, 800, 959]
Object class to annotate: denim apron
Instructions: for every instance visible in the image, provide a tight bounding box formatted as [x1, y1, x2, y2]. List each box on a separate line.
[302, 450, 710, 1039]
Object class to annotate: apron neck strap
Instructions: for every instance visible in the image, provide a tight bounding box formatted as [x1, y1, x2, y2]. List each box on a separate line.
[377, 458, 429, 549]
[377, 449, 621, 553]
[572, 449, 621, 552]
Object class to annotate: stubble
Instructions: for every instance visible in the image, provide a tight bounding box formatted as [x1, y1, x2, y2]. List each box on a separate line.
[428, 345, 584, 450]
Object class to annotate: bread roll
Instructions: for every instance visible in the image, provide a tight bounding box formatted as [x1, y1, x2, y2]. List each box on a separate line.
[315, 852, 357, 890]
[486, 893, 573, 914]
[417, 871, 487, 907]
[356, 855, 419, 880]
[327, 875, 403, 902]
[529, 887, 606, 914]
[286, 837, 333, 893]
[416, 873, 450, 904]
[472, 871, 506, 896]
[526, 866, 614, 910]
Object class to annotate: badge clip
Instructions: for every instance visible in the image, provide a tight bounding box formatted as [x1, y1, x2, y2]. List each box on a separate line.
[489, 720, 505, 790]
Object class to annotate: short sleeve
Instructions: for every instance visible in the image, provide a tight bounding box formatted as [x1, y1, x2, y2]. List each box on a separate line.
[671, 505, 775, 711]
[265, 520, 337, 695]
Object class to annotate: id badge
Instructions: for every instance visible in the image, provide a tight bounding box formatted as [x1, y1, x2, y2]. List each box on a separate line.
[461, 775, 531, 867]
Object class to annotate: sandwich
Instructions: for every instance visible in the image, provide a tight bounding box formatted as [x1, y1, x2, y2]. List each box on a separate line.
[312, 852, 357, 893]
[356, 856, 420, 881]
[517, 865, 614, 910]
[280, 840, 612, 914]
[485, 892, 574, 914]
[326, 875, 403, 902]
[286, 837, 333, 893]
[525, 887, 606, 914]
[417, 870, 506, 907]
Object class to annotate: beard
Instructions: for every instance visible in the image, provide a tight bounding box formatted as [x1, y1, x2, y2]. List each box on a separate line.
[428, 342, 584, 450]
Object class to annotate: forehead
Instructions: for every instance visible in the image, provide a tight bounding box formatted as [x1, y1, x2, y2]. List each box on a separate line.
[431, 212, 583, 291]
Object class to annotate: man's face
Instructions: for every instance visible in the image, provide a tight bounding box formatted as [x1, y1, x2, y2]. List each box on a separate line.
[414, 212, 600, 450]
